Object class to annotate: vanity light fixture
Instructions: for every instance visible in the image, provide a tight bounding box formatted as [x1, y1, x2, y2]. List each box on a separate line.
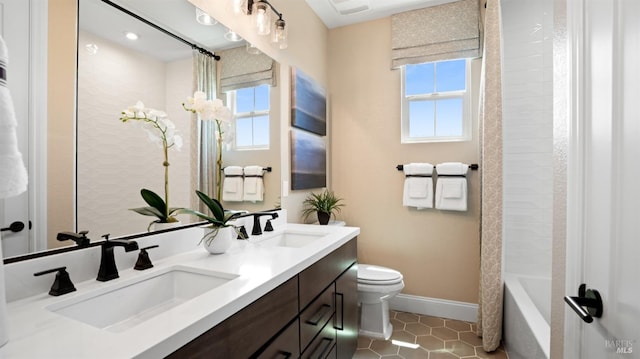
[124, 31, 139, 40]
[196, 7, 217, 26]
[247, 0, 287, 48]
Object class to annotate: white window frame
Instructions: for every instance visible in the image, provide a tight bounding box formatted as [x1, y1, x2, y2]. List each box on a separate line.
[400, 59, 472, 143]
[227, 85, 270, 150]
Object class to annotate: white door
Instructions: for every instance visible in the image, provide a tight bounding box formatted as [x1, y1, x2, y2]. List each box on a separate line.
[565, 0, 640, 357]
[0, 0, 31, 257]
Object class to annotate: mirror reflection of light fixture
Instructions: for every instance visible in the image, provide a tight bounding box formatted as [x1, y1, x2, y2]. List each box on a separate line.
[85, 43, 99, 55]
[196, 8, 217, 26]
[124, 32, 139, 40]
[247, 0, 287, 49]
[232, 0, 246, 15]
[224, 29, 243, 42]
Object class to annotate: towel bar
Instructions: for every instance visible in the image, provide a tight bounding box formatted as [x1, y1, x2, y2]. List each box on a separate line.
[396, 164, 479, 171]
[221, 166, 272, 172]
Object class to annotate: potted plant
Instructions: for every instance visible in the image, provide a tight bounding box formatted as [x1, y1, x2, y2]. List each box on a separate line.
[130, 188, 183, 231]
[180, 190, 243, 254]
[302, 190, 345, 225]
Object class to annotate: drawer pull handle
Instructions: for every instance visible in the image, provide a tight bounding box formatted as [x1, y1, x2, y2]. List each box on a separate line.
[306, 304, 332, 326]
[310, 337, 333, 359]
[334, 292, 344, 330]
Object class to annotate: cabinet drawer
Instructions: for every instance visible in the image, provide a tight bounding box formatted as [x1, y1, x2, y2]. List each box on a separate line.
[254, 319, 300, 359]
[300, 285, 335, 353]
[299, 238, 357, 310]
[301, 316, 337, 359]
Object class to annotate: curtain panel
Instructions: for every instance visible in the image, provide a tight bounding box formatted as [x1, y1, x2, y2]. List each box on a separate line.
[219, 46, 277, 92]
[391, 0, 481, 68]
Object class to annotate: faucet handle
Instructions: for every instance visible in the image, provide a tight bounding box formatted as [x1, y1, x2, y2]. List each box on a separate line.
[102, 233, 110, 240]
[134, 245, 159, 271]
[34, 266, 76, 296]
[264, 220, 274, 232]
[237, 226, 249, 240]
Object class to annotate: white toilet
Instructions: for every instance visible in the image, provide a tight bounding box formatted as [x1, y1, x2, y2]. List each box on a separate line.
[357, 264, 405, 340]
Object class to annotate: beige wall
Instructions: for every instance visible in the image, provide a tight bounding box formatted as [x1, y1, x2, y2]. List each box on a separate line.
[328, 18, 481, 303]
[47, 0, 77, 249]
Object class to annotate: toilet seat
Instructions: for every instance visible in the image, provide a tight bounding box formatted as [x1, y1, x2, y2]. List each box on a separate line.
[358, 264, 403, 285]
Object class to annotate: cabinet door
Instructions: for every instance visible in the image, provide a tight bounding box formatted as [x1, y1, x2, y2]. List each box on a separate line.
[334, 263, 358, 359]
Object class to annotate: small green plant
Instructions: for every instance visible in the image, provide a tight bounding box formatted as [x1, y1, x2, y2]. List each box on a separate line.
[180, 190, 244, 244]
[130, 188, 182, 231]
[301, 190, 345, 224]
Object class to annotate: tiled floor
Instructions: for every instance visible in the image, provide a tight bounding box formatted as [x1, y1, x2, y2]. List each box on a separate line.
[354, 311, 509, 359]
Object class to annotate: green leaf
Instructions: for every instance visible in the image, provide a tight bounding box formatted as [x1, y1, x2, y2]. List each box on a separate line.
[130, 206, 164, 218]
[195, 190, 225, 222]
[140, 189, 167, 216]
[179, 208, 226, 226]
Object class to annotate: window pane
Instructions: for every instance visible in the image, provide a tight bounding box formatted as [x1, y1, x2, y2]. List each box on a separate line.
[236, 117, 253, 147]
[408, 100, 435, 137]
[435, 98, 463, 136]
[405, 63, 434, 96]
[253, 115, 269, 146]
[254, 85, 270, 111]
[236, 88, 254, 113]
[436, 59, 466, 92]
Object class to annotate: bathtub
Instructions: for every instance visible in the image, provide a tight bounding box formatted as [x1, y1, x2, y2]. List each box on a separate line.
[503, 274, 550, 359]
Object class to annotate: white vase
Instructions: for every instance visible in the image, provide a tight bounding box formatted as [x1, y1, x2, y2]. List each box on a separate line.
[202, 226, 235, 254]
[151, 220, 182, 232]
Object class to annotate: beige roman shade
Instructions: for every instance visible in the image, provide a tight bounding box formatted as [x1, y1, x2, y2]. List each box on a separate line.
[391, 0, 481, 68]
[219, 46, 277, 92]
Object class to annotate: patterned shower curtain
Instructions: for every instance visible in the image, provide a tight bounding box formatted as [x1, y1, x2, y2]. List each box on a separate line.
[476, 0, 504, 352]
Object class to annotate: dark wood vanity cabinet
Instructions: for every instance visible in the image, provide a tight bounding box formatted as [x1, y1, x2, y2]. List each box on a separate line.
[169, 237, 357, 359]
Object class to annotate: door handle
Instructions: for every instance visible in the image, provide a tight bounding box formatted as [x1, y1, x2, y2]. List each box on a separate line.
[1, 221, 25, 234]
[564, 283, 603, 323]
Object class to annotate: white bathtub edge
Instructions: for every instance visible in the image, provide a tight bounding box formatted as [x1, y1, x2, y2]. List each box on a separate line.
[389, 293, 478, 323]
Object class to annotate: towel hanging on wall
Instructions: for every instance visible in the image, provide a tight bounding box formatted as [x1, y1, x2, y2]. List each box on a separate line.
[243, 165, 265, 202]
[222, 166, 244, 202]
[402, 163, 434, 209]
[435, 162, 469, 211]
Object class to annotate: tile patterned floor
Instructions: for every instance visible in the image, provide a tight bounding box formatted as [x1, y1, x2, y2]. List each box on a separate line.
[354, 311, 509, 359]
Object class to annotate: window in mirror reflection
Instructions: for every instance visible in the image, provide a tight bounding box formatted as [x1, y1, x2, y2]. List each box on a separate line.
[229, 84, 270, 149]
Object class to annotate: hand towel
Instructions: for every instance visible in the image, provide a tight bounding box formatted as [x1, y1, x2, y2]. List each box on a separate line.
[222, 166, 243, 202]
[0, 35, 28, 200]
[243, 166, 264, 202]
[402, 163, 433, 210]
[435, 162, 468, 211]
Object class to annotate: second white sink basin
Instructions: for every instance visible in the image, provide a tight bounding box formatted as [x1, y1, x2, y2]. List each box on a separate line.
[258, 230, 328, 248]
[47, 266, 238, 332]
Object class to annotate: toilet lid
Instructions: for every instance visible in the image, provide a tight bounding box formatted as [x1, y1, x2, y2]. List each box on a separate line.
[358, 264, 403, 285]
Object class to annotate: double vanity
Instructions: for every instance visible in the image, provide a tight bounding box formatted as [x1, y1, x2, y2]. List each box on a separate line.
[0, 212, 360, 358]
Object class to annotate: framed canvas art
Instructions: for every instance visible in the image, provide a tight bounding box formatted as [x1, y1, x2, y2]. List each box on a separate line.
[291, 67, 327, 136]
[290, 128, 326, 190]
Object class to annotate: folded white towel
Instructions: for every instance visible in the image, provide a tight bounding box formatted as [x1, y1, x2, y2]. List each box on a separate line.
[243, 166, 264, 202]
[435, 162, 469, 176]
[435, 162, 468, 211]
[402, 163, 433, 209]
[0, 35, 28, 199]
[222, 166, 243, 202]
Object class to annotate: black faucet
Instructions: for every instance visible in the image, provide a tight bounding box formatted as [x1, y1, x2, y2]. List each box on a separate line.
[97, 234, 139, 282]
[250, 212, 279, 236]
[57, 230, 90, 246]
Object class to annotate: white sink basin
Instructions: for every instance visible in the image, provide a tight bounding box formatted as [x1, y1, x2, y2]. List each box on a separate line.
[47, 266, 238, 332]
[258, 230, 328, 248]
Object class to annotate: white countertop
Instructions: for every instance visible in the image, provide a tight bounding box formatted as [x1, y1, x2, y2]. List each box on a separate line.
[0, 223, 359, 358]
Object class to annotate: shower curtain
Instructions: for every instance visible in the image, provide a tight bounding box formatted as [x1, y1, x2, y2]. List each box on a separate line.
[476, 0, 504, 352]
[193, 51, 219, 211]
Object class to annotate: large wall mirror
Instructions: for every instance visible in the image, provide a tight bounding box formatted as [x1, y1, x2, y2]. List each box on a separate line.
[2, 0, 281, 261]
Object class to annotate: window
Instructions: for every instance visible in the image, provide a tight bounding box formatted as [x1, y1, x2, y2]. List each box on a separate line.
[401, 59, 470, 143]
[227, 84, 270, 149]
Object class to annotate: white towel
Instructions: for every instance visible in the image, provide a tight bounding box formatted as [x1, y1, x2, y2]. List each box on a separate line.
[222, 166, 243, 202]
[0, 35, 28, 200]
[435, 162, 468, 211]
[402, 163, 433, 209]
[243, 166, 264, 202]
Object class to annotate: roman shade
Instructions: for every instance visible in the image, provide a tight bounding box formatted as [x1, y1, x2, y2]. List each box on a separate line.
[219, 46, 277, 92]
[391, 0, 481, 68]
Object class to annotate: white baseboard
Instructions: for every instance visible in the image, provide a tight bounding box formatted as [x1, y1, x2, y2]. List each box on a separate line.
[389, 293, 478, 323]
